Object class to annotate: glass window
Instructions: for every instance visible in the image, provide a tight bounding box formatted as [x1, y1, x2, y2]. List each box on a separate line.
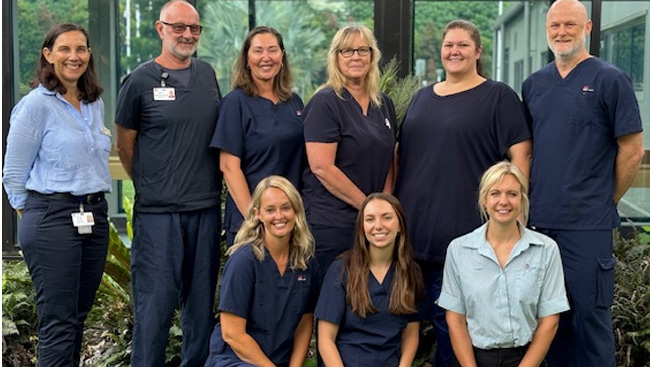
[601, 1, 650, 220]
[117, 0, 168, 212]
[15, 0, 90, 96]
[493, 1, 582, 87]
[197, 0, 373, 99]
[601, 17, 645, 91]
[514, 59, 524, 87]
[119, 0, 164, 78]
[414, 1, 504, 84]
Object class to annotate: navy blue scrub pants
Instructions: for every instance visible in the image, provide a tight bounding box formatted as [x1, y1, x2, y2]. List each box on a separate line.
[19, 194, 109, 367]
[311, 223, 355, 367]
[130, 206, 221, 367]
[537, 229, 616, 367]
[310, 224, 355, 283]
[418, 260, 454, 367]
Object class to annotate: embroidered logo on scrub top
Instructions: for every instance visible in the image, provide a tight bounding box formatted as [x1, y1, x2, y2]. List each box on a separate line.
[297, 274, 307, 282]
[385, 118, 391, 129]
[581, 85, 594, 95]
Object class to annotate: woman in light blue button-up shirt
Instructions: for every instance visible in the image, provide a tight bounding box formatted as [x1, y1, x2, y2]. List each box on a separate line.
[2, 23, 111, 367]
[438, 162, 569, 367]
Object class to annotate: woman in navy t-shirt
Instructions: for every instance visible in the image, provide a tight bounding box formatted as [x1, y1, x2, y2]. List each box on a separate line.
[315, 193, 424, 367]
[393, 20, 532, 367]
[303, 25, 397, 275]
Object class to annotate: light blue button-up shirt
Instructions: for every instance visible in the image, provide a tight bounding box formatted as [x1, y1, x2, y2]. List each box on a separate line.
[437, 222, 569, 349]
[3, 85, 112, 209]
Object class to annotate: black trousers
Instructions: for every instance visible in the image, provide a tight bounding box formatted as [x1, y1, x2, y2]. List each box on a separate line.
[451, 345, 529, 367]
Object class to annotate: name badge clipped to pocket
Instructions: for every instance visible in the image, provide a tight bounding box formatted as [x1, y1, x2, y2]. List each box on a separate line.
[71, 204, 95, 234]
[153, 87, 176, 101]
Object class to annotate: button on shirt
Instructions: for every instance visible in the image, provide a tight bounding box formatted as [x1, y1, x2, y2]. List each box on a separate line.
[437, 223, 569, 349]
[3, 85, 112, 209]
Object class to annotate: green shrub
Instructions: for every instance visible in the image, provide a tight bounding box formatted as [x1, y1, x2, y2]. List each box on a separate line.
[613, 228, 650, 367]
[2, 260, 38, 367]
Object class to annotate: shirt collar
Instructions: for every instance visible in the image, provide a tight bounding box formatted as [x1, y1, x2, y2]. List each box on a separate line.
[461, 222, 544, 262]
[37, 84, 87, 109]
[37, 84, 56, 96]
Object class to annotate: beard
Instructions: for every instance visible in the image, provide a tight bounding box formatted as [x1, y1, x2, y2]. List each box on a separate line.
[547, 33, 586, 60]
[164, 37, 198, 61]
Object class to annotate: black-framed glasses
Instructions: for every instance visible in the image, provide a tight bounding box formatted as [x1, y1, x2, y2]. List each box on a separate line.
[338, 46, 372, 58]
[160, 21, 203, 35]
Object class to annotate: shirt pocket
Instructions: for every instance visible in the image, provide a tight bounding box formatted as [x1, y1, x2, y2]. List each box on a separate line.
[569, 89, 600, 126]
[97, 130, 113, 162]
[513, 263, 544, 304]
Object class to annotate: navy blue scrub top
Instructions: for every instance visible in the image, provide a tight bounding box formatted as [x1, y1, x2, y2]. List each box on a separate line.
[315, 259, 421, 367]
[115, 59, 222, 213]
[302, 87, 397, 228]
[210, 89, 305, 238]
[206, 245, 319, 367]
[522, 58, 643, 230]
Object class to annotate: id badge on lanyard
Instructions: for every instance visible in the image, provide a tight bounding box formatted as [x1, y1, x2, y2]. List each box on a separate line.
[71, 203, 95, 234]
[153, 71, 176, 101]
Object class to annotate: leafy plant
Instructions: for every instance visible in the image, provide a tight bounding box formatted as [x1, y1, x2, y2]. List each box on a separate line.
[379, 57, 421, 127]
[613, 228, 650, 367]
[2, 260, 38, 367]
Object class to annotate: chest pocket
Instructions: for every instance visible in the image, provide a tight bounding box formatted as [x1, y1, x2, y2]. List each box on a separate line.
[513, 263, 544, 304]
[569, 89, 602, 126]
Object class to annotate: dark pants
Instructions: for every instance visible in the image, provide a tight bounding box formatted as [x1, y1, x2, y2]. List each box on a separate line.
[451, 345, 528, 367]
[418, 260, 454, 367]
[310, 224, 355, 283]
[130, 207, 221, 367]
[19, 194, 109, 367]
[537, 229, 616, 367]
[311, 223, 355, 367]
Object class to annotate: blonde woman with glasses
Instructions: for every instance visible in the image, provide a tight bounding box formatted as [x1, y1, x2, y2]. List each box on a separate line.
[302, 25, 398, 276]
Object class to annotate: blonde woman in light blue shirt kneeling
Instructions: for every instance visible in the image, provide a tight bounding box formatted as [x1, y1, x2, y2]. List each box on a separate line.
[437, 161, 569, 367]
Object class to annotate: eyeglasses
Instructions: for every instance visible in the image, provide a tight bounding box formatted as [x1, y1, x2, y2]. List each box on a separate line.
[160, 21, 203, 35]
[338, 47, 372, 58]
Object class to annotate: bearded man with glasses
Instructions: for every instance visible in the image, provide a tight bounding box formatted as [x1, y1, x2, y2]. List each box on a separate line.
[115, 1, 223, 366]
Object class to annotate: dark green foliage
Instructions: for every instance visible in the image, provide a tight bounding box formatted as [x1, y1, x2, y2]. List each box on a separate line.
[613, 228, 650, 367]
[15, 0, 88, 94]
[2, 260, 38, 367]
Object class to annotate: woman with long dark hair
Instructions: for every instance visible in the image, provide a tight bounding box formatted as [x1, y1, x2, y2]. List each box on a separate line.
[3, 23, 110, 367]
[316, 193, 424, 367]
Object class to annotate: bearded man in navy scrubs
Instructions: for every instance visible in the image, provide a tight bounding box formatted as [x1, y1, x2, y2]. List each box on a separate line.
[522, 1, 644, 366]
[115, 1, 222, 366]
